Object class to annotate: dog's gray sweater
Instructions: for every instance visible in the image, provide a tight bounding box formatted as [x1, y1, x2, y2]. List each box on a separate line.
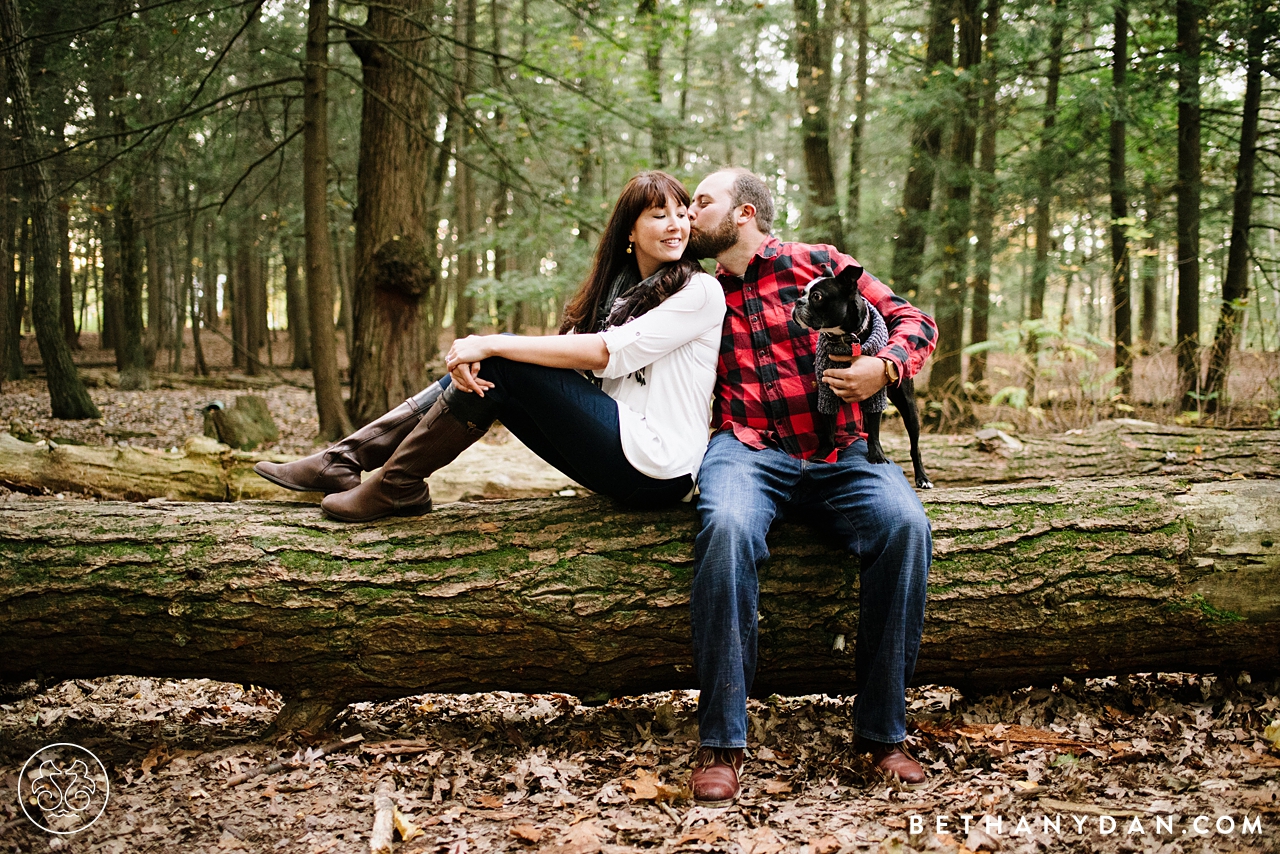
[816, 297, 889, 416]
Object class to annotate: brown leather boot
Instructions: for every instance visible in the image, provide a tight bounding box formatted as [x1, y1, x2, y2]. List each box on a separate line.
[320, 390, 491, 522]
[254, 384, 442, 494]
[864, 740, 926, 787]
[690, 747, 744, 807]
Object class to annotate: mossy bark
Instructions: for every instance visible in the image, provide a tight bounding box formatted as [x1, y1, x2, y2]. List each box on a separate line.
[2, 477, 1278, 731]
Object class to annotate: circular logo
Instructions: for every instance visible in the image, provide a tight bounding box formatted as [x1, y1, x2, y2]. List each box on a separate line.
[18, 743, 110, 835]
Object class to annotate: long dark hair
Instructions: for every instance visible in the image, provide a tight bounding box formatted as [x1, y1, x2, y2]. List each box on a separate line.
[559, 171, 704, 335]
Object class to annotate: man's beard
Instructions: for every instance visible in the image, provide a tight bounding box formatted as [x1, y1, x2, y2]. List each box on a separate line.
[689, 211, 739, 259]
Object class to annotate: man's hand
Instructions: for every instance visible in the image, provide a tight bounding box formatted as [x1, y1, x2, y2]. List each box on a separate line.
[822, 354, 888, 403]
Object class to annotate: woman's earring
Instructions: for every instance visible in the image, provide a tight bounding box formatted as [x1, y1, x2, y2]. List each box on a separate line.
[626, 241, 633, 254]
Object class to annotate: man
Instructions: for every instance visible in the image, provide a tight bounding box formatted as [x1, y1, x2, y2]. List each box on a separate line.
[685, 168, 937, 806]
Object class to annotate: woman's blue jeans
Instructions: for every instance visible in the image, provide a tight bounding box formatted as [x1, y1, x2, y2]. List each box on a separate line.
[435, 357, 692, 508]
[691, 430, 932, 747]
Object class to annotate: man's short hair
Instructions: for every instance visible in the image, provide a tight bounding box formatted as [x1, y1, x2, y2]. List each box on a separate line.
[719, 167, 775, 234]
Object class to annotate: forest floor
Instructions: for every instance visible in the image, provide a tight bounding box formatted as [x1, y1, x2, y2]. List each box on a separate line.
[2, 333, 1280, 853]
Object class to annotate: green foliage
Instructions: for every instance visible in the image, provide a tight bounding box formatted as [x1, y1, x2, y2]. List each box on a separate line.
[6, 0, 1278, 407]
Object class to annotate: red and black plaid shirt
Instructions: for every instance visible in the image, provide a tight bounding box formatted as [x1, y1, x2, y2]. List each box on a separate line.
[712, 237, 938, 461]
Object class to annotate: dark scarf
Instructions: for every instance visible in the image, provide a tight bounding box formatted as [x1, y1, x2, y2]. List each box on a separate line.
[590, 264, 676, 385]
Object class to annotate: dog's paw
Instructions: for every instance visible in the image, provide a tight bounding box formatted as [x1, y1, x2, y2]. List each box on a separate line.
[915, 476, 933, 489]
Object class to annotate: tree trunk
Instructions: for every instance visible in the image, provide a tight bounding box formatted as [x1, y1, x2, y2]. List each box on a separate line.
[334, 223, 355, 360]
[888, 0, 953, 301]
[792, 0, 843, 247]
[346, 0, 437, 425]
[97, 209, 119, 355]
[248, 247, 268, 374]
[187, 216, 208, 378]
[229, 234, 246, 369]
[1202, 0, 1262, 415]
[169, 241, 185, 374]
[1110, 1, 1132, 399]
[637, 0, 667, 168]
[0, 0, 99, 418]
[115, 193, 149, 390]
[3, 476, 1277, 733]
[844, 0, 869, 255]
[201, 220, 218, 331]
[1026, 3, 1065, 400]
[929, 0, 980, 395]
[451, 0, 479, 341]
[0, 142, 20, 382]
[1175, 0, 1202, 411]
[1139, 186, 1160, 351]
[284, 244, 312, 371]
[142, 179, 165, 370]
[57, 203, 78, 349]
[4, 420, 1275, 503]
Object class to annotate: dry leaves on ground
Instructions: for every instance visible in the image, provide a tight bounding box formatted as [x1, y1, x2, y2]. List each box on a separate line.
[2, 672, 1278, 853]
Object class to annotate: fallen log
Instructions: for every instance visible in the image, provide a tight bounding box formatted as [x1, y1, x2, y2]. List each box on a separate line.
[888, 418, 1280, 485]
[0, 431, 575, 504]
[1, 421, 1275, 505]
[2, 476, 1277, 732]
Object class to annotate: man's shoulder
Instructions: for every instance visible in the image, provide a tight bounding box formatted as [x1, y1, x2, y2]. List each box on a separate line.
[768, 241, 857, 272]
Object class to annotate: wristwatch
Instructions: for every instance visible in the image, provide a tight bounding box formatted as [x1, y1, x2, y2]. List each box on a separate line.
[881, 358, 899, 385]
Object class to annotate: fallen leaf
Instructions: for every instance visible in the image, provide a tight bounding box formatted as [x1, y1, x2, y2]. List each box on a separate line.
[738, 826, 785, 854]
[141, 744, 169, 774]
[678, 820, 730, 845]
[543, 820, 604, 854]
[621, 768, 681, 802]
[965, 824, 1000, 852]
[809, 835, 841, 854]
[509, 823, 543, 844]
[392, 807, 423, 843]
[763, 779, 793, 795]
[476, 794, 505, 809]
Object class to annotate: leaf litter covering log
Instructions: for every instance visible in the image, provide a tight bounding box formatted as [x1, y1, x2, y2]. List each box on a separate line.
[2, 476, 1279, 732]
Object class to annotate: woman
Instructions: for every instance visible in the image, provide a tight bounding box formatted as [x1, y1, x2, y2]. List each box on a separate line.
[255, 171, 726, 521]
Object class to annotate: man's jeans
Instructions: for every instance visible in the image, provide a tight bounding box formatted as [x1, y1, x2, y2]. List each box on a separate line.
[692, 430, 932, 747]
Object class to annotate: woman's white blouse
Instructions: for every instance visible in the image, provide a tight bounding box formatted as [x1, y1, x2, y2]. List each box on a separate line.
[594, 271, 726, 482]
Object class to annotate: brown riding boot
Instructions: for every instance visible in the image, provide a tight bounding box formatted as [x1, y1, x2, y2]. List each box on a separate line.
[320, 390, 492, 522]
[254, 384, 443, 494]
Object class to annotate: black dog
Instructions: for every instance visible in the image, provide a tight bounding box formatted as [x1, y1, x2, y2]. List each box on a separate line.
[791, 265, 932, 489]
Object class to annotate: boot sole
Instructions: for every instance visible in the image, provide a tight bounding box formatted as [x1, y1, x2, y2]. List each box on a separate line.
[254, 464, 352, 495]
[875, 769, 927, 790]
[321, 502, 433, 523]
[692, 795, 738, 808]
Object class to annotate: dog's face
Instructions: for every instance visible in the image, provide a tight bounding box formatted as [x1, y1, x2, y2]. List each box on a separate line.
[791, 265, 866, 335]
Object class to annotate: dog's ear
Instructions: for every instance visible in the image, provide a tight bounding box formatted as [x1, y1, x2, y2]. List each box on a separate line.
[834, 264, 864, 292]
